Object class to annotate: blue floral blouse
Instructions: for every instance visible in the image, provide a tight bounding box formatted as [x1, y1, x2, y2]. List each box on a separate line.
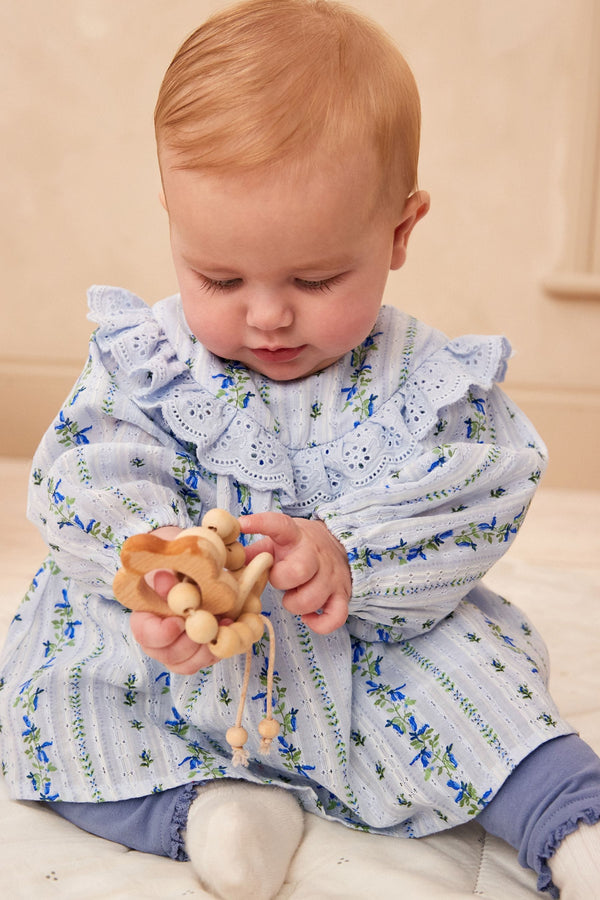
[0, 286, 572, 838]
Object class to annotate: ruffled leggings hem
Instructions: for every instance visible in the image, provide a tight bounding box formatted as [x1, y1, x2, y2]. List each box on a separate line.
[536, 805, 599, 897]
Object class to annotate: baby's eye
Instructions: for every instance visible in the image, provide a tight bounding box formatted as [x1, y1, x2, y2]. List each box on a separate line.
[198, 275, 242, 293]
[295, 275, 343, 293]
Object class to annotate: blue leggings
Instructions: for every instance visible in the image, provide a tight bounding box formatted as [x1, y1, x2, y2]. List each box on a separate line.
[49, 734, 600, 894]
[51, 781, 198, 861]
[478, 734, 600, 897]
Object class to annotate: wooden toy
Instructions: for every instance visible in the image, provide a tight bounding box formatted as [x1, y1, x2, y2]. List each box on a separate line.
[113, 509, 279, 765]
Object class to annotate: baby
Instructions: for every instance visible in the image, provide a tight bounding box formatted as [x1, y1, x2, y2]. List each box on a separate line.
[0, 1, 598, 898]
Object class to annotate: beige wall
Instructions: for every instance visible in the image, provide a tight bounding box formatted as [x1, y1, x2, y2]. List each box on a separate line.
[2, 0, 599, 487]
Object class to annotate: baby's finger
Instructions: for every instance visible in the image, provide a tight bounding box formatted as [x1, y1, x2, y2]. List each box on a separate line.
[302, 592, 349, 635]
[166, 641, 219, 674]
[270, 552, 319, 592]
[130, 611, 185, 649]
[130, 612, 218, 673]
[243, 535, 275, 563]
[239, 512, 299, 549]
[150, 569, 180, 599]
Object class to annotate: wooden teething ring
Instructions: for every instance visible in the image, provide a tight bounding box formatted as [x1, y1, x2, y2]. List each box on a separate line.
[113, 509, 280, 763]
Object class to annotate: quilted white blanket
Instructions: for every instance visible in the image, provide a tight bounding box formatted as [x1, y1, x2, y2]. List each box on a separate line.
[1, 459, 598, 898]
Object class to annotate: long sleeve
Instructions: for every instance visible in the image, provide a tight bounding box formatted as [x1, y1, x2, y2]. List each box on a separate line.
[28, 317, 212, 595]
[315, 370, 546, 642]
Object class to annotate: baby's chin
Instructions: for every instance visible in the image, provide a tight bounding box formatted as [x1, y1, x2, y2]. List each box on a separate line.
[221, 350, 345, 382]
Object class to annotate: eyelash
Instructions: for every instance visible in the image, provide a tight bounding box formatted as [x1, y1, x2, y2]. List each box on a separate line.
[196, 274, 343, 294]
[197, 276, 241, 294]
[298, 275, 343, 293]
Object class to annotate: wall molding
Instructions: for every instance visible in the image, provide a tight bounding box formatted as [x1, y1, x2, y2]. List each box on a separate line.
[543, 0, 600, 301]
[0, 359, 81, 459]
[506, 383, 600, 489]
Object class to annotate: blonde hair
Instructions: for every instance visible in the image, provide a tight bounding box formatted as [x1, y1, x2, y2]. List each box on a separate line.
[155, 0, 421, 199]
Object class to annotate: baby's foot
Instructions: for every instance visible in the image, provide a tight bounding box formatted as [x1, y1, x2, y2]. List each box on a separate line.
[550, 820, 600, 899]
[185, 780, 304, 899]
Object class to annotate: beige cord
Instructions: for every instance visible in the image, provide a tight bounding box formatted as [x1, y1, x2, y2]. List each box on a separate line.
[226, 615, 280, 766]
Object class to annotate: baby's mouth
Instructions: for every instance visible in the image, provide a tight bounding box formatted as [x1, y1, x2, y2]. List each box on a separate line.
[250, 345, 307, 363]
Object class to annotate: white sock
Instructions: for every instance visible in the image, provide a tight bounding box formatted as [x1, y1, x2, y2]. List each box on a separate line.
[550, 820, 600, 899]
[185, 780, 304, 900]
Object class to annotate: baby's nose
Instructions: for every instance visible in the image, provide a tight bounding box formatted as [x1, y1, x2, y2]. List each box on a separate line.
[246, 292, 294, 331]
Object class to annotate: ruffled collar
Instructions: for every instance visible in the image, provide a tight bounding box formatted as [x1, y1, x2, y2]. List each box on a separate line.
[88, 286, 511, 509]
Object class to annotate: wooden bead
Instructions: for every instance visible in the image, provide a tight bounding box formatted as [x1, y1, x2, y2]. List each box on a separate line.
[185, 609, 219, 644]
[258, 718, 280, 740]
[237, 612, 265, 642]
[233, 620, 257, 648]
[226, 725, 248, 748]
[202, 509, 241, 544]
[225, 540, 245, 571]
[209, 624, 243, 658]
[167, 581, 201, 616]
[175, 526, 227, 569]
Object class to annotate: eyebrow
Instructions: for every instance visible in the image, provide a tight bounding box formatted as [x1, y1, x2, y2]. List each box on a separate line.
[293, 257, 354, 275]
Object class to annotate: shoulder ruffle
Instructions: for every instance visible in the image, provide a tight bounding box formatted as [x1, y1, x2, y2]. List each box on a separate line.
[288, 333, 512, 510]
[88, 285, 190, 398]
[87, 285, 297, 500]
[86, 287, 512, 510]
[402, 333, 512, 440]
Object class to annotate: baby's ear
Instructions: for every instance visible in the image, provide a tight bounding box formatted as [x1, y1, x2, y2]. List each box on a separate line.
[390, 190, 430, 270]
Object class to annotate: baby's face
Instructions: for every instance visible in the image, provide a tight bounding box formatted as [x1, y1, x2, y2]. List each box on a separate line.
[161, 150, 419, 381]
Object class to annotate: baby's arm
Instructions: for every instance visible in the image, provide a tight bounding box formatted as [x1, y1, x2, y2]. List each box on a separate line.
[311, 384, 548, 641]
[240, 513, 351, 634]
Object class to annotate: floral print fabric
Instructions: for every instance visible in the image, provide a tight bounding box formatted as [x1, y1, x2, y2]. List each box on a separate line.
[0, 286, 572, 838]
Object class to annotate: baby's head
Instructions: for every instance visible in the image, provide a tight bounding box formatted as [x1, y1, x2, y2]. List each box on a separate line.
[154, 0, 428, 381]
[155, 0, 421, 207]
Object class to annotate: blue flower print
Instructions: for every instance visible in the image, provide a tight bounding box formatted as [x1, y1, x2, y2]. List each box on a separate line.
[351, 639, 366, 664]
[213, 363, 254, 409]
[63, 619, 82, 640]
[39, 781, 59, 802]
[388, 684, 406, 702]
[155, 672, 171, 691]
[341, 383, 359, 403]
[407, 545, 427, 561]
[447, 779, 493, 813]
[445, 745, 458, 769]
[36, 741, 53, 764]
[385, 718, 405, 735]
[277, 736, 316, 778]
[212, 373, 235, 390]
[410, 746, 432, 768]
[22, 715, 37, 738]
[478, 517, 497, 533]
[408, 717, 432, 768]
[51, 480, 65, 505]
[348, 547, 382, 569]
[428, 454, 448, 472]
[455, 537, 478, 551]
[55, 410, 93, 446]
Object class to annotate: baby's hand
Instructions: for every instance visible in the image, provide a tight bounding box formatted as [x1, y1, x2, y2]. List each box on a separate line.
[129, 530, 220, 674]
[239, 513, 351, 634]
[130, 609, 219, 674]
